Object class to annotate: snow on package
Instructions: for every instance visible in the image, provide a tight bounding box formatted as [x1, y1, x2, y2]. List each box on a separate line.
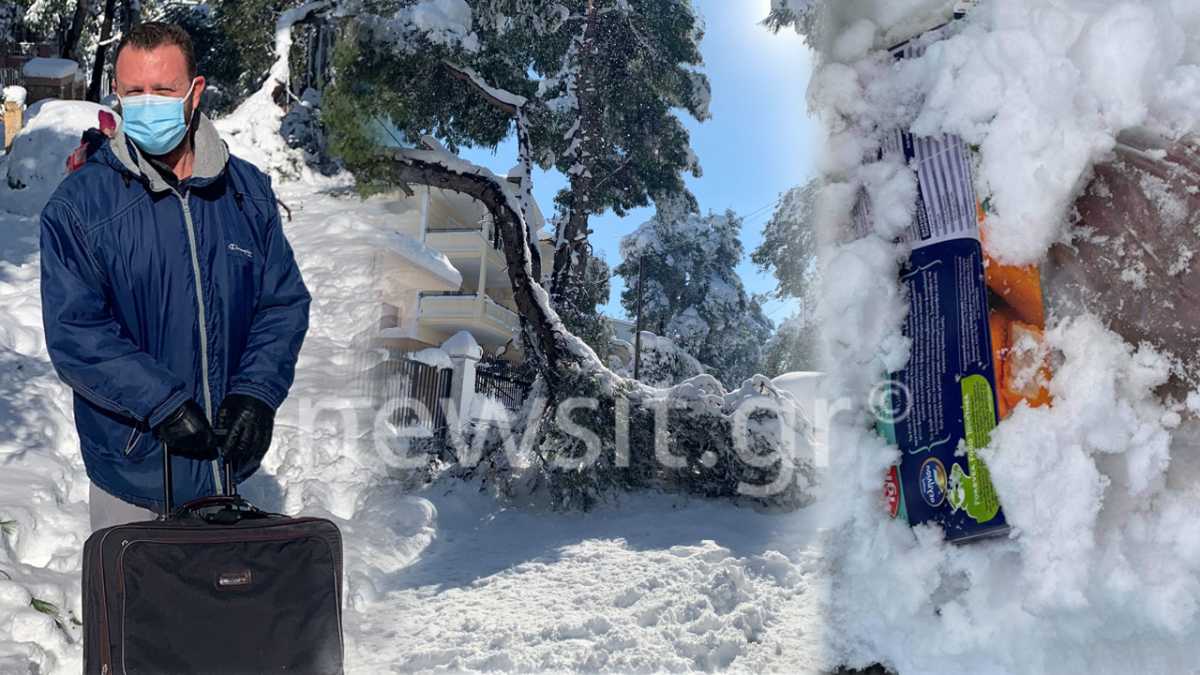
[865, 24, 1052, 543]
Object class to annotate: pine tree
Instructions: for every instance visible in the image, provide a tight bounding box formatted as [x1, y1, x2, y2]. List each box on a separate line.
[752, 181, 821, 376]
[552, 251, 614, 360]
[324, 0, 709, 308]
[615, 197, 773, 387]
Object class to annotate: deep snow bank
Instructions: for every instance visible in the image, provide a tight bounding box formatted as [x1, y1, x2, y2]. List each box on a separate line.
[795, 0, 1200, 672]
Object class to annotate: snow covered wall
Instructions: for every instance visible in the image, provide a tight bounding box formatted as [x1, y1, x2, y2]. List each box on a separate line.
[797, 0, 1200, 672]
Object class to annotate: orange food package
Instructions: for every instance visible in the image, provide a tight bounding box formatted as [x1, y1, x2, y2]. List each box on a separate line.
[981, 214, 1053, 417]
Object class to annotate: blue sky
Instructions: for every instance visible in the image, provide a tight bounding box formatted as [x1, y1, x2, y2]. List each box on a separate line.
[460, 0, 820, 324]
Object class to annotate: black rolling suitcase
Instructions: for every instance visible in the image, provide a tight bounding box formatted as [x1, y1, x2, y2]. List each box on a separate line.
[82, 448, 344, 674]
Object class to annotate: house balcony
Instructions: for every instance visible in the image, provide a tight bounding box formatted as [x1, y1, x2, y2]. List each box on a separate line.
[417, 291, 520, 347]
[424, 213, 512, 291]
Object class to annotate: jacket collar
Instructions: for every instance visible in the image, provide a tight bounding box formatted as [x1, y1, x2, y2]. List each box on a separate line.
[104, 113, 230, 193]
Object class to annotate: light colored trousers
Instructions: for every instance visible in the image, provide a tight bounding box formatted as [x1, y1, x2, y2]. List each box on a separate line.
[89, 483, 158, 531]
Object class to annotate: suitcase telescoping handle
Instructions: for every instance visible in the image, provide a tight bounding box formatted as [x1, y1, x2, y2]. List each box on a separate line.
[161, 444, 237, 518]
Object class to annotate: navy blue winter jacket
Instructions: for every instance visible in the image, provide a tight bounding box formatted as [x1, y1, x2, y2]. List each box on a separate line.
[40, 115, 310, 510]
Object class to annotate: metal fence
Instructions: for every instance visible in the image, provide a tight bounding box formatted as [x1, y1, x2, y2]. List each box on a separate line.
[475, 361, 532, 413]
[364, 356, 453, 436]
[0, 66, 21, 89]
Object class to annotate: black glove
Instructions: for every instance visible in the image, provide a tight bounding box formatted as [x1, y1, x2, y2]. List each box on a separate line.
[154, 400, 218, 460]
[214, 394, 276, 476]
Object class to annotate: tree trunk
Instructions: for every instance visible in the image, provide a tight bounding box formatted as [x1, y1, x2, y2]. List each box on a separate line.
[120, 0, 140, 38]
[387, 151, 576, 387]
[87, 0, 117, 102]
[442, 60, 542, 282]
[62, 0, 90, 61]
[514, 111, 542, 283]
[550, 0, 601, 304]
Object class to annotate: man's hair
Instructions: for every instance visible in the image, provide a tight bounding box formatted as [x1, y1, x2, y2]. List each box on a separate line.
[114, 22, 196, 79]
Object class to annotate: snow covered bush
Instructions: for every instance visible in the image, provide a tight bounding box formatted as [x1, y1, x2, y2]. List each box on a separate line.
[609, 330, 705, 388]
[456, 369, 817, 512]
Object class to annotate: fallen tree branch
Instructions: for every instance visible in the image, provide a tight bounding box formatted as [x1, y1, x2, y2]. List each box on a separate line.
[441, 60, 542, 279]
[383, 147, 587, 387]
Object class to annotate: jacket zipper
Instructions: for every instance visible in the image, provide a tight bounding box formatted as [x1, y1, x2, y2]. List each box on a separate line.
[175, 188, 223, 495]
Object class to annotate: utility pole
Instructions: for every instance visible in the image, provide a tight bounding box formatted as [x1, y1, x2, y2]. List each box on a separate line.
[633, 255, 644, 381]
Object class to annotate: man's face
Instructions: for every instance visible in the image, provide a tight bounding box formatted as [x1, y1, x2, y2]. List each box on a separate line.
[114, 44, 205, 119]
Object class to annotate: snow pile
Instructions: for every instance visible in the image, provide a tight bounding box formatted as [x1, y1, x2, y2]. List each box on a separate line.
[799, 1, 1200, 672]
[20, 58, 78, 80]
[2, 85, 25, 106]
[346, 488, 834, 673]
[214, 1, 340, 185]
[817, 0, 1200, 264]
[0, 210, 91, 674]
[0, 100, 111, 215]
[251, 186, 458, 520]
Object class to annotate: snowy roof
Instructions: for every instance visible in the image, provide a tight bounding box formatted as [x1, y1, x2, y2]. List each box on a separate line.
[383, 231, 463, 288]
[21, 58, 79, 80]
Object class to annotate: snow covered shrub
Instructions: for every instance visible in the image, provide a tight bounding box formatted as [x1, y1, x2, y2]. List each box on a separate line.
[459, 369, 817, 511]
[609, 331, 705, 388]
[280, 87, 339, 175]
[1, 100, 111, 215]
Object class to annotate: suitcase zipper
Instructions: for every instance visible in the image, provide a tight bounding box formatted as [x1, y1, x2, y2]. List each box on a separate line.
[95, 528, 121, 675]
[96, 520, 327, 675]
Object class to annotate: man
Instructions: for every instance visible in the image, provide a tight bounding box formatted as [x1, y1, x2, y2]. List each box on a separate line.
[40, 22, 310, 530]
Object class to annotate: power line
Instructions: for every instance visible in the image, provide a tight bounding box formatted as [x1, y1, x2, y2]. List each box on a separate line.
[737, 197, 782, 224]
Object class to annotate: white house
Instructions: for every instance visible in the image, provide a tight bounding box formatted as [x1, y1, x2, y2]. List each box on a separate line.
[371, 184, 555, 366]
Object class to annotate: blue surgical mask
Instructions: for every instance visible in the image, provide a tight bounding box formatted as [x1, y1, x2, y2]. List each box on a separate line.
[119, 79, 196, 156]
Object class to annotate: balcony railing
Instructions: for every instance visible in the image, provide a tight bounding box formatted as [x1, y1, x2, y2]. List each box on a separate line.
[418, 291, 519, 334]
[426, 213, 502, 251]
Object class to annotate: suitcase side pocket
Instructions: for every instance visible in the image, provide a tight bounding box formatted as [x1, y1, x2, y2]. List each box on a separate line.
[117, 530, 343, 674]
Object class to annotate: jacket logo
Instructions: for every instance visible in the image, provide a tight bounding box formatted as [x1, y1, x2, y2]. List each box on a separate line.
[227, 243, 254, 260]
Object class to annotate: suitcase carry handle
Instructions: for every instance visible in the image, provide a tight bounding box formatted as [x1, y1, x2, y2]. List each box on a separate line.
[173, 495, 273, 524]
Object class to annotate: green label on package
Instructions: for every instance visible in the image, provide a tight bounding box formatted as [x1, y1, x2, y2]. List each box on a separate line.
[948, 375, 1001, 523]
